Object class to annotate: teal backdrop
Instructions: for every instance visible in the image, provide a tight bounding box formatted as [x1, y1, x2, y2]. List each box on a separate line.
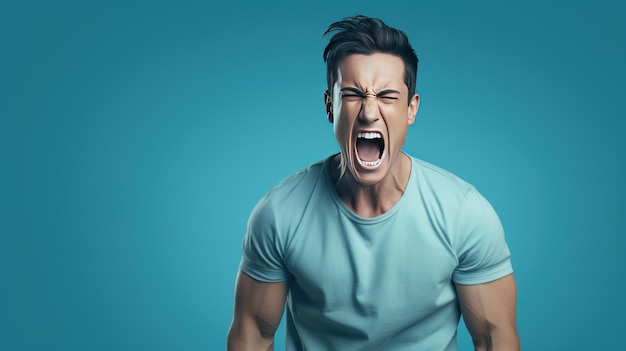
[3, 0, 625, 350]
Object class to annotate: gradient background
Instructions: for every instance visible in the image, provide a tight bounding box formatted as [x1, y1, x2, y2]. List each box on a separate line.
[3, 0, 625, 350]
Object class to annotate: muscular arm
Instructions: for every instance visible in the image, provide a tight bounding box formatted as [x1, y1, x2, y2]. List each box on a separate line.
[227, 271, 288, 351]
[456, 273, 520, 351]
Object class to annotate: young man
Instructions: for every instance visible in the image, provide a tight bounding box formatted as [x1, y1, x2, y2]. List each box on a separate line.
[228, 15, 519, 351]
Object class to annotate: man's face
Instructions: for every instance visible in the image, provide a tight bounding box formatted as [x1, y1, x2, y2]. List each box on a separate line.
[325, 53, 419, 186]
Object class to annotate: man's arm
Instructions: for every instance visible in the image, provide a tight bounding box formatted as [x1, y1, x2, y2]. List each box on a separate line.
[227, 271, 287, 351]
[456, 273, 520, 351]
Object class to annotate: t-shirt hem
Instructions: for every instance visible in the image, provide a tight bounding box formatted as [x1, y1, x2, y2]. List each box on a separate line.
[239, 260, 290, 283]
[452, 260, 513, 285]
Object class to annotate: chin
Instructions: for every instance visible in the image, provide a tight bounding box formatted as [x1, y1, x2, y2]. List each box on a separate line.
[348, 151, 390, 186]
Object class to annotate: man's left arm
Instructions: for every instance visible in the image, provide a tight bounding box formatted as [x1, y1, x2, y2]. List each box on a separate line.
[456, 273, 520, 351]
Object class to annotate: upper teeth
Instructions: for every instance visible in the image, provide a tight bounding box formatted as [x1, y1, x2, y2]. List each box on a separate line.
[357, 132, 382, 139]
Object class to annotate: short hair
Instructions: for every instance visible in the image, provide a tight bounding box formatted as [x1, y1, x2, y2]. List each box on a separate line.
[323, 15, 419, 104]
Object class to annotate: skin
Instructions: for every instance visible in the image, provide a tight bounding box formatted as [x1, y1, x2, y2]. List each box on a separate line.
[324, 53, 419, 218]
[457, 274, 520, 351]
[227, 272, 287, 351]
[227, 53, 519, 351]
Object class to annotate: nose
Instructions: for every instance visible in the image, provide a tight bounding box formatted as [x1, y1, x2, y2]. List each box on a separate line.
[358, 95, 380, 124]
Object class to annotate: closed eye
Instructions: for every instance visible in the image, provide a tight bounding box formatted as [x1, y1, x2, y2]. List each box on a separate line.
[341, 93, 363, 102]
[379, 95, 399, 103]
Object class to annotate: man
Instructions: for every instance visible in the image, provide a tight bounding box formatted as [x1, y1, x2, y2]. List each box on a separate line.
[227, 15, 519, 351]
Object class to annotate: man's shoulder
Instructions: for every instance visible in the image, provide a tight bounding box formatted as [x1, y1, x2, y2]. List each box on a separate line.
[253, 157, 328, 213]
[266, 158, 328, 199]
[410, 156, 474, 194]
[247, 157, 329, 235]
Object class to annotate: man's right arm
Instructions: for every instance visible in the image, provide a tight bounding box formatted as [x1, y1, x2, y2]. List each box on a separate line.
[227, 271, 288, 351]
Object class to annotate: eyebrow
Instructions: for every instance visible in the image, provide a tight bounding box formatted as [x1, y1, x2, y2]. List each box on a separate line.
[340, 87, 365, 96]
[377, 89, 401, 96]
[340, 87, 401, 96]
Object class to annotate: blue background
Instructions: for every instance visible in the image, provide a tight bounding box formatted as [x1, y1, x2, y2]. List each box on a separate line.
[3, 0, 624, 350]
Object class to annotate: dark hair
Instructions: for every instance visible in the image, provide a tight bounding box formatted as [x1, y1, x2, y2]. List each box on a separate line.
[323, 15, 418, 104]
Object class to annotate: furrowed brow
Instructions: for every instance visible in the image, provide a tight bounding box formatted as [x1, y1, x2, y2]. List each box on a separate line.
[376, 89, 401, 96]
[340, 87, 365, 96]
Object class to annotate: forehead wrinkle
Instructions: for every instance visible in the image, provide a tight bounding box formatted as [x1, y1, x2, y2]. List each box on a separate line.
[370, 70, 403, 93]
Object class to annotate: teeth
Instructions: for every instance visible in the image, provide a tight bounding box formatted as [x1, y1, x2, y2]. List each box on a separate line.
[362, 159, 382, 167]
[357, 132, 382, 139]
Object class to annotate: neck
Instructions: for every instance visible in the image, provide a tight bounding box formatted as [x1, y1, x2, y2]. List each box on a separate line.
[330, 153, 412, 218]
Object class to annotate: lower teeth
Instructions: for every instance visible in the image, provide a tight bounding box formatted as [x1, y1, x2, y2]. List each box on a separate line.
[362, 159, 381, 167]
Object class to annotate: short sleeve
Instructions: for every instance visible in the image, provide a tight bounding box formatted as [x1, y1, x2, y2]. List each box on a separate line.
[452, 188, 513, 285]
[239, 194, 291, 282]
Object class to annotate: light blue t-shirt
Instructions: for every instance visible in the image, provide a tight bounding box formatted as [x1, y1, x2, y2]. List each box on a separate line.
[240, 155, 512, 351]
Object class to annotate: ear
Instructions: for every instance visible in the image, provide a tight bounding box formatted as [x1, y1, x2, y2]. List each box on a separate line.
[407, 93, 420, 126]
[324, 90, 333, 123]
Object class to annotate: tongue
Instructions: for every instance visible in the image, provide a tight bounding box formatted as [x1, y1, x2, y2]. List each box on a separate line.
[356, 139, 380, 162]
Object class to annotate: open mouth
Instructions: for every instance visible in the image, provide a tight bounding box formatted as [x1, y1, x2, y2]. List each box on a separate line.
[355, 131, 384, 167]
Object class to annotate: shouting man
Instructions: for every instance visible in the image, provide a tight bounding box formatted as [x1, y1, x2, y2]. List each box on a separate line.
[228, 15, 519, 351]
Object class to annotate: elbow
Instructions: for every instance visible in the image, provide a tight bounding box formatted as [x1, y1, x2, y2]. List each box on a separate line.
[471, 326, 520, 351]
[227, 319, 276, 351]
